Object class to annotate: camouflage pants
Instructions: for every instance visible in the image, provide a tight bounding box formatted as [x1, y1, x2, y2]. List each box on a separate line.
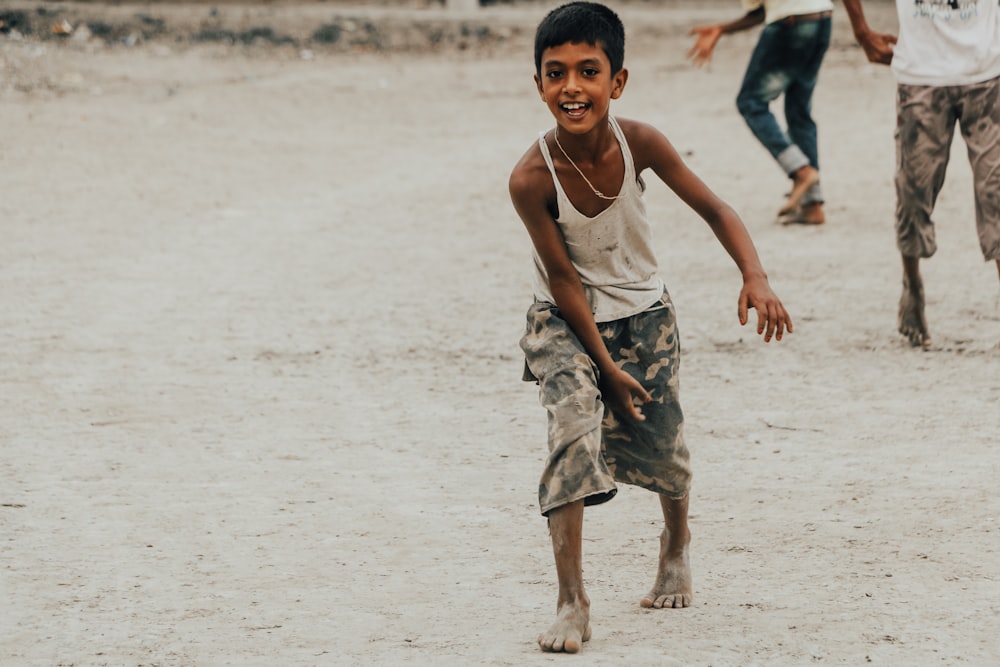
[895, 75, 1000, 261]
[520, 293, 691, 516]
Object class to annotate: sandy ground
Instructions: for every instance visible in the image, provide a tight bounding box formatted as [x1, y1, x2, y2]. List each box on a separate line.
[2, 2, 999, 665]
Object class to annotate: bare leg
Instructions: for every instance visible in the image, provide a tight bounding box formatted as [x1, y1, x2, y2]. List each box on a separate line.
[898, 255, 931, 348]
[994, 260, 1000, 309]
[641, 494, 692, 609]
[538, 499, 591, 653]
[777, 165, 820, 216]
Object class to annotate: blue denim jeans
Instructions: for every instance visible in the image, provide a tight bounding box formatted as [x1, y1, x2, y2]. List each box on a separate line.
[736, 15, 831, 205]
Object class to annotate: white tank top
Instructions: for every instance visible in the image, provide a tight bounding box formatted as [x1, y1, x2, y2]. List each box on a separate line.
[532, 116, 665, 323]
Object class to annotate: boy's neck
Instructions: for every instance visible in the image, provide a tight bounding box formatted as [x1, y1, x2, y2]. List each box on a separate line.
[556, 116, 615, 158]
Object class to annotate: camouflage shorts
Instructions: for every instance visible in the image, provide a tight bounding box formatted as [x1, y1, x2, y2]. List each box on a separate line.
[520, 293, 692, 516]
[895, 75, 1000, 261]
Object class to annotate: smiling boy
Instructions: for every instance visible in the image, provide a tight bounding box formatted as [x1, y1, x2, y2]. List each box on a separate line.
[509, 1, 793, 654]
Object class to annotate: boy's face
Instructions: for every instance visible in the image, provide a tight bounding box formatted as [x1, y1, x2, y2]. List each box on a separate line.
[535, 40, 627, 134]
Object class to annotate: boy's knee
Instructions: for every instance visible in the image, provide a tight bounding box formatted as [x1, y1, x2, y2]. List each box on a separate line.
[735, 93, 752, 116]
[736, 91, 766, 119]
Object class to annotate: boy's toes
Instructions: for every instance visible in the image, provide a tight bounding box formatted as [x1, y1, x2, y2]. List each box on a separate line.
[641, 592, 692, 609]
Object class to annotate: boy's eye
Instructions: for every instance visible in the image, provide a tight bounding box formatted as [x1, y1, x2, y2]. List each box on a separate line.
[583, 68, 599, 77]
[546, 70, 564, 79]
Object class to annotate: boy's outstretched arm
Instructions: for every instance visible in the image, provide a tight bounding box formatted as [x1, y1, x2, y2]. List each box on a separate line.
[687, 7, 764, 67]
[509, 158, 651, 421]
[626, 120, 793, 342]
[842, 0, 897, 65]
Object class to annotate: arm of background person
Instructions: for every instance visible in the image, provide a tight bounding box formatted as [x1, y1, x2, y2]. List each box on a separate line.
[688, 6, 765, 67]
[841, 0, 897, 65]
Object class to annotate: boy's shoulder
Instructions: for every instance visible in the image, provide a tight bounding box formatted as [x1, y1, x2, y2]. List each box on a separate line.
[511, 132, 544, 170]
[614, 116, 657, 148]
[614, 117, 673, 172]
[509, 134, 554, 201]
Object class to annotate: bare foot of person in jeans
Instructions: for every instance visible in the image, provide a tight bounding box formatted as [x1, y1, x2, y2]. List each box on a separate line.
[778, 165, 819, 216]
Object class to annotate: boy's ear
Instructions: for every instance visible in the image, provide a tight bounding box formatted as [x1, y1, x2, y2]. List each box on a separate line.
[610, 68, 628, 100]
[534, 73, 544, 100]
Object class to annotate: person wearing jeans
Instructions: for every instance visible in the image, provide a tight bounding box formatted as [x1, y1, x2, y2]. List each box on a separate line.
[688, 1, 834, 225]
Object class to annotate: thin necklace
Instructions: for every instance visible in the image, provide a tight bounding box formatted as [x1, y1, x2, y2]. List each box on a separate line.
[553, 125, 621, 201]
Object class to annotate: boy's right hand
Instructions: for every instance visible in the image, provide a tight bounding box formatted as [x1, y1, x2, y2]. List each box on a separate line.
[600, 368, 652, 422]
[856, 29, 897, 65]
[688, 25, 723, 67]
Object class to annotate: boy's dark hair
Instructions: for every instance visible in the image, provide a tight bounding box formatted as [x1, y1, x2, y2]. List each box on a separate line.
[534, 2, 625, 76]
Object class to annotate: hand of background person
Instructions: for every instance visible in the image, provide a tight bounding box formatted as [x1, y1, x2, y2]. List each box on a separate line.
[687, 25, 723, 67]
[856, 29, 897, 65]
[738, 276, 793, 343]
[599, 368, 652, 422]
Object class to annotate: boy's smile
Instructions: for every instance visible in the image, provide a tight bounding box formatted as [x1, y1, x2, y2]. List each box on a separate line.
[562, 101, 589, 119]
[535, 41, 627, 135]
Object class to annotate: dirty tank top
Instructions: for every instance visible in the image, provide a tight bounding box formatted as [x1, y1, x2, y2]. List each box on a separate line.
[532, 115, 665, 323]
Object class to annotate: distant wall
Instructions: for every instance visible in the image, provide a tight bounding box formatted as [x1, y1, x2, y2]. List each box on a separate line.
[45, 1, 460, 5]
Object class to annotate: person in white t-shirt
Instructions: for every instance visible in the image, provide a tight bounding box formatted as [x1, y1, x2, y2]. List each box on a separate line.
[688, 1, 835, 225]
[843, 0, 1000, 348]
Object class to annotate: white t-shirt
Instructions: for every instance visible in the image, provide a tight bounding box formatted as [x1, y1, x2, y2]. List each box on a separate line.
[741, 0, 834, 24]
[892, 0, 1000, 85]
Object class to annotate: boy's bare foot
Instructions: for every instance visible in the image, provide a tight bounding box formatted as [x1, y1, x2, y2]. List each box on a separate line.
[640, 530, 692, 609]
[777, 165, 820, 217]
[798, 202, 825, 224]
[898, 276, 931, 349]
[778, 202, 826, 225]
[538, 600, 591, 653]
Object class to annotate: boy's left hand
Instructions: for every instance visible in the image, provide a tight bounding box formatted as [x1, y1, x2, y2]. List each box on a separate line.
[738, 277, 793, 342]
[600, 367, 652, 422]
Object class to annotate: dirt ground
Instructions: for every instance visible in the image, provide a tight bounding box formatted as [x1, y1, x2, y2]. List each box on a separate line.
[2, 2, 999, 665]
